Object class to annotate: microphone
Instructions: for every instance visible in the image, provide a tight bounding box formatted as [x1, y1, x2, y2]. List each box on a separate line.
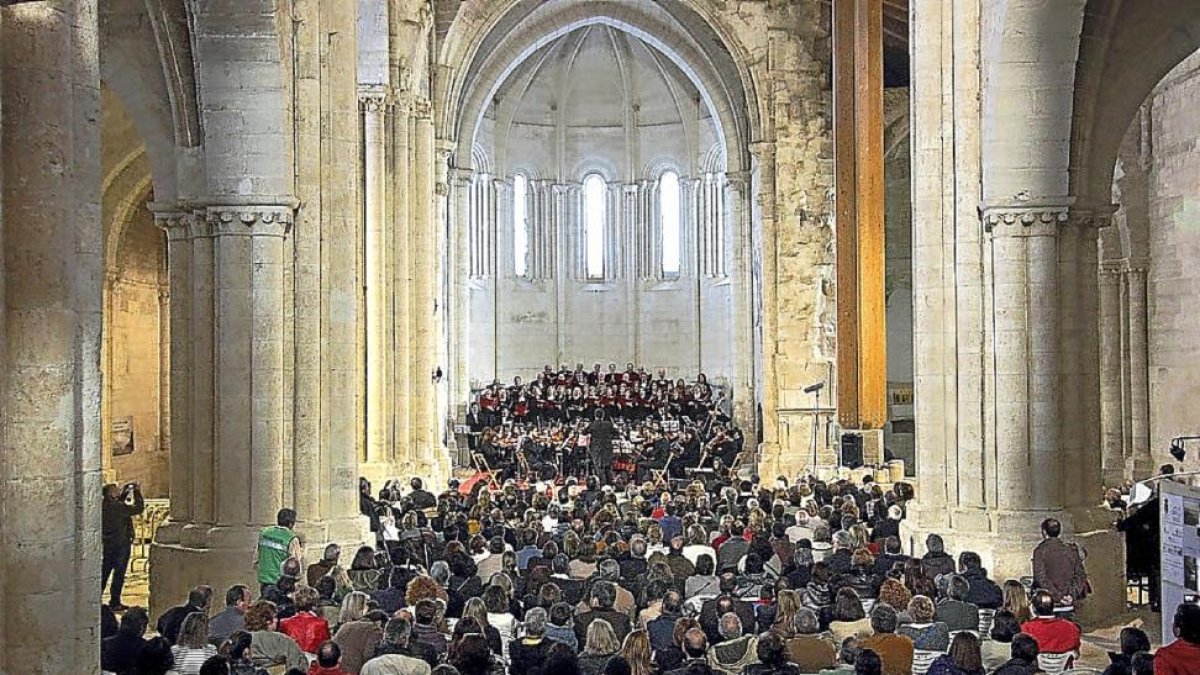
[804, 382, 825, 394]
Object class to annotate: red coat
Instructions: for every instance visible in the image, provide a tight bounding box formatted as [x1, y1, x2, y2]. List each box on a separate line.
[1155, 638, 1200, 675]
[279, 611, 330, 654]
[1021, 617, 1080, 654]
[309, 665, 349, 675]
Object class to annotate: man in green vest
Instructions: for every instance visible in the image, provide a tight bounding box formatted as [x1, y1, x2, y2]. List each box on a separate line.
[255, 508, 302, 593]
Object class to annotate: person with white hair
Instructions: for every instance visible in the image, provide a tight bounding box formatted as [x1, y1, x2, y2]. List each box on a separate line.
[707, 612, 759, 674]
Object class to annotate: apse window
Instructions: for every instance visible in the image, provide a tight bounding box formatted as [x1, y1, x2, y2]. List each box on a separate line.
[513, 173, 529, 277]
[584, 174, 606, 280]
[660, 170, 681, 276]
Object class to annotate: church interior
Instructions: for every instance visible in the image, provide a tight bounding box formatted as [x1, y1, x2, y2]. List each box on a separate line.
[4, 0, 1200, 672]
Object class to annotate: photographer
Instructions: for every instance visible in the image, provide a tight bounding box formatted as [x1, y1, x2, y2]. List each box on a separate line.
[102, 481, 145, 610]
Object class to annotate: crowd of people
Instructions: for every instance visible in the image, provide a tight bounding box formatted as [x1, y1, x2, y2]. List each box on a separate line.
[466, 364, 745, 485]
[101, 470, 1200, 675]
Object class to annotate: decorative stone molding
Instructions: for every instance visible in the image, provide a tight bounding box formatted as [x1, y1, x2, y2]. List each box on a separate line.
[149, 205, 193, 241]
[1067, 204, 1118, 231]
[206, 204, 296, 238]
[979, 202, 1070, 236]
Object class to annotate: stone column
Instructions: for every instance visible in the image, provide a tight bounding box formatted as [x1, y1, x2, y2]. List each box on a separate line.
[1098, 261, 1125, 486]
[392, 96, 413, 470]
[1, 1, 103, 670]
[362, 87, 389, 470]
[410, 99, 437, 475]
[983, 205, 1067, 515]
[727, 173, 760, 448]
[450, 166, 473, 463]
[1124, 265, 1152, 477]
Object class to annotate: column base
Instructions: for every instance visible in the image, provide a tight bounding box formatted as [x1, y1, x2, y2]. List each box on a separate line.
[901, 504, 1125, 629]
[149, 515, 370, 617]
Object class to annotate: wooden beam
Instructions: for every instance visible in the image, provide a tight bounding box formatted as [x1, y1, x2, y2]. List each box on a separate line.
[834, 0, 888, 430]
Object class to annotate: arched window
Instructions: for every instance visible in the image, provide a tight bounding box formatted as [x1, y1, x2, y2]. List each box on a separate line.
[659, 170, 681, 276]
[513, 173, 528, 277]
[584, 174, 607, 280]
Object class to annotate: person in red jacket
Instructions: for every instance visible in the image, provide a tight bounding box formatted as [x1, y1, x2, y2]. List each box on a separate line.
[309, 641, 350, 675]
[280, 587, 331, 655]
[1156, 603, 1200, 675]
[1021, 589, 1081, 656]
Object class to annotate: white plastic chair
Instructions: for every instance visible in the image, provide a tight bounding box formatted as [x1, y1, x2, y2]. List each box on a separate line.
[977, 608, 996, 637]
[912, 649, 943, 675]
[1038, 651, 1078, 674]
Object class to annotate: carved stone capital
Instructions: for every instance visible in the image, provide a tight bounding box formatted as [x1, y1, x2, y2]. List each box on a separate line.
[148, 203, 193, 240]
[979, 202, 1071, 236]
[411, 96, 432, 119]
[206, 204, 295, 238]
[435, 182, 450, 197]
[359, 86, 391, 114]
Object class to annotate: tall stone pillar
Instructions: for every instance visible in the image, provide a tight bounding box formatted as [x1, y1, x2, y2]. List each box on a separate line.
[727, 173, 761, 449]
[362, 87, 390, 472]
[450, 167, 473, 438]
[1123, 266, 1152, 477]
[1, 1, 103, 671]
[1098, 261, 1125, 486]
[906, 203, 1123, 624]
[410, 100, 438, 476]
[392, 97, 413, 471]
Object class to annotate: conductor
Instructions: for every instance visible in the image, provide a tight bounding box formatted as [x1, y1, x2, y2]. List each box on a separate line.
[586, 409, 616, 483]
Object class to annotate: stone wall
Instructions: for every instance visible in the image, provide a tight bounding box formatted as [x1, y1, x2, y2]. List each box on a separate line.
[1145, 51, 1200, 462]
[108, 206, 168, 497]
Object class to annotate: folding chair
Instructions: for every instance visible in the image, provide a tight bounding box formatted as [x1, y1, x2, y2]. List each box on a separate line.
[912, 650, 942, 675]
[1038, 651, 1078, 675]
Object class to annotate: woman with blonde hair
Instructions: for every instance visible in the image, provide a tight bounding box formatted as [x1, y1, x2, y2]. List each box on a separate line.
[578, 619, 621, 675]
[771, 589, 803, 638]
[619, 629, 657, 675]
[463, 596, 503, 656]
[171, 612, 218, 674]
[1001, 579, 1034, 624]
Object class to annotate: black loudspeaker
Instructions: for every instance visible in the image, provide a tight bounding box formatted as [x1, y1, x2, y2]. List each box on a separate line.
[841, 433, 864, 469]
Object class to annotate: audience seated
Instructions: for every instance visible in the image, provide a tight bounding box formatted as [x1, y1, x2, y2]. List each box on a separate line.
[1020, 589, 1081, 656]
[107, 466, 1149, 675]
[927, 632, 984, 675]
[934, 575, 980, 632]
[993, 633, 1041, 675]
[102, 606, 150, 675]
[897, 596, 950, 652]
[858, 604, 913, 675]
[1155, 603, 1200, 675]
[981, 610, 1021, 672]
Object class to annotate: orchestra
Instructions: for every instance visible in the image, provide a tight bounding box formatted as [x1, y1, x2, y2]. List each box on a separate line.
[465, 363, 745, 486]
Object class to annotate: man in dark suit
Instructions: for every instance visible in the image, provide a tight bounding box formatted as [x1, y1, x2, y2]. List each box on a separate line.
[586, 409, 616, 484]
[648, 591, 685, 653]
[573, 580, 631, 645]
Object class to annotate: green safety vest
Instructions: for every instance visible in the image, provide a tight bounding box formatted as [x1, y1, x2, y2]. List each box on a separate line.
[256, 525, 296, 585]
